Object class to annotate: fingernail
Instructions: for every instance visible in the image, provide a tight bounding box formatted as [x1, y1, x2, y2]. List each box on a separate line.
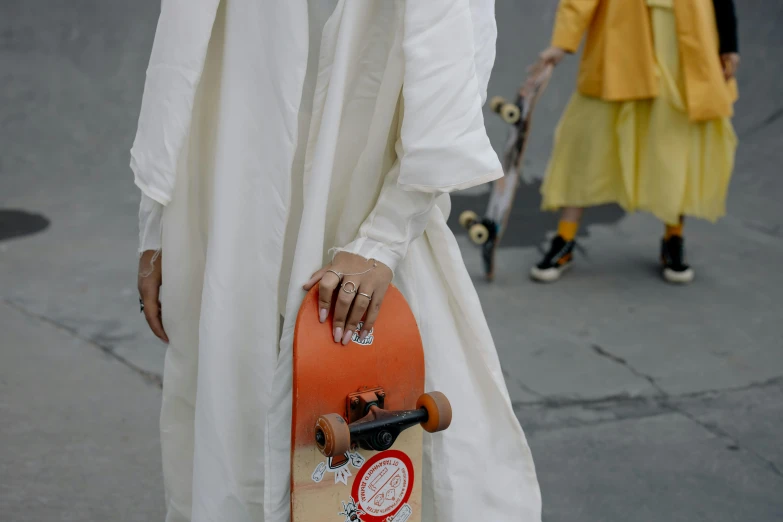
[359, 330, 368, 340]
[342, 330, 353, 345]
[319, 308, 327, 323]
[333, 327, 342, 343]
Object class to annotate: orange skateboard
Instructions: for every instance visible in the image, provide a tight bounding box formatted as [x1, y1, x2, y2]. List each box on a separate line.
[291, 285, 452, 522]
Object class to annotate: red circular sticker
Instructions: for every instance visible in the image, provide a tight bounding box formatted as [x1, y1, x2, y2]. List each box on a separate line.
[350, 450, 414, 521]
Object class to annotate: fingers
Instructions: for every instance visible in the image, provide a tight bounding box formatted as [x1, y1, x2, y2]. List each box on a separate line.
[727, 60, 737, 80]
[139, 282, 168, 343]
[360, 285, 387, 340]
[138, 251, 167, 343]
[332, 281, 356, 344]
[343, 288, 372, 346]
[723, 60, 733, 81]
[318, 271, 341, 324]
[311, 254, 393, 343]
[722, 54, 739, 81]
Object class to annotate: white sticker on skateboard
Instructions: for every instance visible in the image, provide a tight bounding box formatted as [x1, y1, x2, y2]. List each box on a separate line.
[350, 450, 414, 522]
[348, 450, 366, 468]
[351, 322, 374, 346]
[312, 450, 366, 485]
[311, 461, 327, 483]
[332, 466, 352, 486]
[387, 504, 413, 522]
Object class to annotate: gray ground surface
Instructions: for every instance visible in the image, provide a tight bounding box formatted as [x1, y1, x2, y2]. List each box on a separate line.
[1, 0, 781, 520]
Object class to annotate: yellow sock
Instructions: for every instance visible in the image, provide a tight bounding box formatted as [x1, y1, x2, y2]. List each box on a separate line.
[557, 220, 579, 242]
[664, 223, 684, 239]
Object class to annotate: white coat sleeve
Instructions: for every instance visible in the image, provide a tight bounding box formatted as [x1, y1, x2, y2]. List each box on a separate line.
[398, 0, 503, 193]
[138, 192, 164, 253]
[339, 163, 436, 274]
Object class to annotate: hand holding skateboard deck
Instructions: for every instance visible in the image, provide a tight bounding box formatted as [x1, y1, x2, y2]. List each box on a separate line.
[291, 285, 452, 522]
[459, 65, 553, 281]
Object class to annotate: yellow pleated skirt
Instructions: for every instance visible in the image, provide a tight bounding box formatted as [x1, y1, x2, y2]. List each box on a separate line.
[540, 0, 737, 225]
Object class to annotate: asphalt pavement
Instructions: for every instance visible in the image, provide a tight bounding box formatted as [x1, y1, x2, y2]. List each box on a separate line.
[1, 1, 781, 520]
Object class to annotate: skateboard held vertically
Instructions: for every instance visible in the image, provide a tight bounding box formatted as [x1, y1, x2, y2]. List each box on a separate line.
[291, 285, 452, 522]
[459, 65, 553, 281]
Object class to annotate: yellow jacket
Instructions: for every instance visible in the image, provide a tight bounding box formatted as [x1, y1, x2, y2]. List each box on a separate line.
[552, 0, 737, 121]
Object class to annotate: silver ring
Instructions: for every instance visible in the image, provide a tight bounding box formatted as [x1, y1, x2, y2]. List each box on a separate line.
[342, 281, 357, 294]
[357, 292, 372, 300]
[326, 269, 342, 280]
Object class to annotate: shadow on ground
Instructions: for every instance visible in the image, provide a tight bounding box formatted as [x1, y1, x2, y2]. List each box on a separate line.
[448, 180, 626, 248]
[0, 210, 50, 242]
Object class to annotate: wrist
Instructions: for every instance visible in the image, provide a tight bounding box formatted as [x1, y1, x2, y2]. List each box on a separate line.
[336, 238, 401, 275]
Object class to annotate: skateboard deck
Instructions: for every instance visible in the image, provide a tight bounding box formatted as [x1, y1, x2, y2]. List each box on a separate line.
[291, 285, 451, 522]
[460, 65, 553, 281]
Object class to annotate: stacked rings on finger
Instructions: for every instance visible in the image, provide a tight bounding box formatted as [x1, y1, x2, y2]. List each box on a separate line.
[342, 281, 357, 294]
[327, 269, 342, 279]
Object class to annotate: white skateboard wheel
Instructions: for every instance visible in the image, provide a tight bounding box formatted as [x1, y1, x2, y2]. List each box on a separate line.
[459, 210, 478, 229]
[489, 96, 506, 113]
[469, 223, 490, 245]
[501, 104, 521, 124]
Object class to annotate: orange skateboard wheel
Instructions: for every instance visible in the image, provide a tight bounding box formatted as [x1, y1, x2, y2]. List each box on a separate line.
[315, 413, 351, 458]
[416, 392, 452, 433]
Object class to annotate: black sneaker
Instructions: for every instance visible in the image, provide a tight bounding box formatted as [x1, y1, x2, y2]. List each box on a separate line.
[660, 235, 694, 284]
[530, 235, 575, 282]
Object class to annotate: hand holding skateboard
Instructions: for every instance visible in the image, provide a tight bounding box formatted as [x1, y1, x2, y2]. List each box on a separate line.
[529, 46, 567, 76]
[303, 252, 393, 346]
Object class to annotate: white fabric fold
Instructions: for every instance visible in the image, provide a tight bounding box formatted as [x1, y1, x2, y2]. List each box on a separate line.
[337, 144, 437, 272]
[130, 0, 223, 205]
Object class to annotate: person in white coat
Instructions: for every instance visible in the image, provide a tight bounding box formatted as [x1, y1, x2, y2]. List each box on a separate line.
[134, 0, 541, 521]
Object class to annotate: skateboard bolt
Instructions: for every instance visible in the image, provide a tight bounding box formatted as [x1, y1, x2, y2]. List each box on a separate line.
[350, 398, 360, 409]
[375, 431, 394, 450]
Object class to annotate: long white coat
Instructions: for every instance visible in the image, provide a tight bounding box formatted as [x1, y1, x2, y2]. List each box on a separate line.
[131, 0, 541, 521]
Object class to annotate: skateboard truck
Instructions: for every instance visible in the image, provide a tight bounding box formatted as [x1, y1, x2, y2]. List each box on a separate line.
[314, 389, 452, 458]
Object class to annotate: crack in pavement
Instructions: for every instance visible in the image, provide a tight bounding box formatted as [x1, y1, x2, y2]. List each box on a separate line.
[590, 344, 668, 397]
[546, 343, 783, 480]
[3, 298, 162, 388]
[514, 375, 783, 409]
[503, 368, 546, 399]
[739, 106, 783, 139]
[660, 401, 783, 479]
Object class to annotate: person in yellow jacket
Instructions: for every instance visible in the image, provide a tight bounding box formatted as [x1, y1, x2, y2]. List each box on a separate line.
[530, 0, 740, 284]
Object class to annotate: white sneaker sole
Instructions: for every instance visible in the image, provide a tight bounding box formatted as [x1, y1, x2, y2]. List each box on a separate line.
[662, 266, 694, 284]
[530, 262, 571, 283]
